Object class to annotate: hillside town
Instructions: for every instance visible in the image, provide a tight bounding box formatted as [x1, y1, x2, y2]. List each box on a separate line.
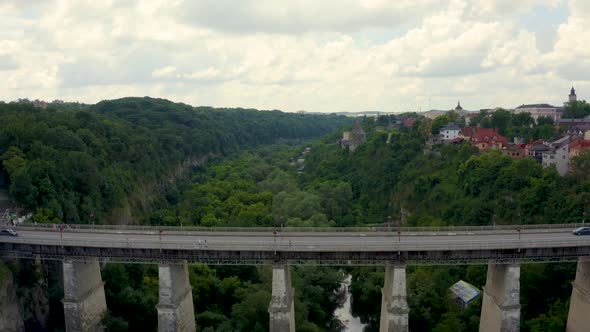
[426, 87, 590, 175]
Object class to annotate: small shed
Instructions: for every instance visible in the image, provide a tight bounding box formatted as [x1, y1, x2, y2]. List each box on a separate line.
[449, 280, 480, 309]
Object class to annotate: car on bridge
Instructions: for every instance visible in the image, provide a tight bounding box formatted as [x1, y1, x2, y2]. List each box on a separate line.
[0, 229, 18, 237]
[572, 227, 590, 236]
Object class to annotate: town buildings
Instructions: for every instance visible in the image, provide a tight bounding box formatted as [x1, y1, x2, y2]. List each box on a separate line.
[542, 136, 572, 176]
[510, 87, 578, 124]
[430, 121, 589, 176]
[512, 103, 563, 123]
[525, 142, 549, 163]
[569, 136, 590, 159]
[424, 87, 590, 176]
[461, 127, 509, 151]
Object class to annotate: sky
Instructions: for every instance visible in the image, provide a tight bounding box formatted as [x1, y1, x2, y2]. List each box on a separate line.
[0, 0, 588, 113]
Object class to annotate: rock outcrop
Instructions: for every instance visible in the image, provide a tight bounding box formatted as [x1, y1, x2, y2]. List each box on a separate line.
[0, 262, 25, 332]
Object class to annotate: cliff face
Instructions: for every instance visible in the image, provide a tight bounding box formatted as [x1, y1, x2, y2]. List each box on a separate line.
[107, 153, 217, 225]
[0, 262, 24, 332]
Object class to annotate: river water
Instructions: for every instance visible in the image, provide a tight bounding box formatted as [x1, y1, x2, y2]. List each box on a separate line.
[334, 274, 367, 332]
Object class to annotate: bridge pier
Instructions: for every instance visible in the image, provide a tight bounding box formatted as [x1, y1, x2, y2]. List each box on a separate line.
[566, 257, 590, 331]
[380, 263, 409, 332]
[479, 262, 520, 332]
[269, 264, 295, 332]
[62, 259, 107, 332]
[157, 262, 196, 332]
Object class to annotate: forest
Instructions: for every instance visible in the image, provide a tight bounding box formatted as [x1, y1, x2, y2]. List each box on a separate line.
[101, 112, 586, 331]
[0, 98, 350, 225]
[1, 98, 590, 331]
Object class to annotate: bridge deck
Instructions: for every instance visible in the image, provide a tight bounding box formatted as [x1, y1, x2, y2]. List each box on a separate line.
[1, 224, 589, 265]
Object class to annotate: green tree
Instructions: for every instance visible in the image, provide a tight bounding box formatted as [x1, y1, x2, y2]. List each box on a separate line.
[433, 312, 465, 332]
[231, 289, 271, 331]
[512, 112, 535, 127]
[534, 124, 556, 140]
[563, 100, 590, 119]
[491, 109, 511, 135]
[536, 116, 554, 126]
[570, 150, 590, 182]
[432, 115, 451, 135]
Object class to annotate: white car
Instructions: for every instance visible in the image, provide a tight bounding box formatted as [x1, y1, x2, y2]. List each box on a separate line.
[0, 229, 18, 237]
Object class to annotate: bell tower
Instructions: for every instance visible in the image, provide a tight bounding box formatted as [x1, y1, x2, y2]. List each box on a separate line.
[569, 86, 577, 103]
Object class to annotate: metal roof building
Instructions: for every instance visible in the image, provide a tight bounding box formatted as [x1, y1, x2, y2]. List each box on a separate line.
[449, 280, 481, 308]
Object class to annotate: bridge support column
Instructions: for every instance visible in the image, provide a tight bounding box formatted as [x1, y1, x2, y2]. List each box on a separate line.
[479, 262, 520, 332]
[380, 263, 409, 332]
[157, 262, 195, 332]
[567, 257, 590, 331]
[62, 259, 107, 332]
[269, 264, 295, 332]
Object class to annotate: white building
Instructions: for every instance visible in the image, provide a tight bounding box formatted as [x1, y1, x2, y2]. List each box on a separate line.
[511, 87, 580, 124]
[439, 123, 461, 140]
[542, 136, 571, 175]
[512, 103, 563, 124]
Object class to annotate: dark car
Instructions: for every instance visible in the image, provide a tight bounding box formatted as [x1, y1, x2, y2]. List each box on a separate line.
[0, 229, 18, 237]
[573, 227, 590, 236]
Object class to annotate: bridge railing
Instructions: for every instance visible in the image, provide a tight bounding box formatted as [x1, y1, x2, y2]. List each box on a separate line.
[14, 222, 586, 233]
[3, 235, 590, 252]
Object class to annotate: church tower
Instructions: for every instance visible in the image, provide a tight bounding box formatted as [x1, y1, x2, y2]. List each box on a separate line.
[569, 86, 577, 103]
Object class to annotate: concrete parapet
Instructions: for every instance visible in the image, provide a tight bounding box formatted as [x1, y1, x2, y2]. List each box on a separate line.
[380, 263, 409, 332]
[479, 262, 520, 332]
[62, 259, 107, 332]
[567, 257, 590, 332]
[157, 262, 195, 332]
[269, 264, 295, 332]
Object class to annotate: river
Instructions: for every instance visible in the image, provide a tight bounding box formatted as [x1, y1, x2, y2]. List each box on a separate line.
[334, 274, 366, 332]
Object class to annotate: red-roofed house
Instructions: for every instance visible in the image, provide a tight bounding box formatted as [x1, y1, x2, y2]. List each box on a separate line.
[569, 138, 590, 159]
[402, 117, 415, 128]
[461, 127, 509, 151]
[501, 144, 526, 159]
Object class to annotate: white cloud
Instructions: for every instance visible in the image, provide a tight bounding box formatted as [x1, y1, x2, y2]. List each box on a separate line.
[0, 55, 19, 71]
[541, 0, 590, 82]
[175, 0, 445, 34]
[0, 0, 585, 112]
[152, 66, 177, 78]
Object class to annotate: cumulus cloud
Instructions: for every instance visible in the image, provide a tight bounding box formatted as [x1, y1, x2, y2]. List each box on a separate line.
[0, 0, 586, 112]
[538, 0, 590, 81]
[0, 55, 18, 71]
[175, 0, 445, 34]
[152, 66, 177, 78]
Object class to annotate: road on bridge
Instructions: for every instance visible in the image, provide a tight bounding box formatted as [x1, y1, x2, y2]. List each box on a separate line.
[2, 225, 590, 252]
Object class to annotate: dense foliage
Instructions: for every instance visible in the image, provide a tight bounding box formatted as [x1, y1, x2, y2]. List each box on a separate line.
[396, 146, 589, 226]
[562, 100, 590, 119]
[4, 104, 589, 331]
[0, 98, 350, 224]
[99, 263, 344, 332]
[152, 116, 587, 331]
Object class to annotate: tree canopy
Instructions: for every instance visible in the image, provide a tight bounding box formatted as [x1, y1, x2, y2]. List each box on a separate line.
[0, 98, 350, 224]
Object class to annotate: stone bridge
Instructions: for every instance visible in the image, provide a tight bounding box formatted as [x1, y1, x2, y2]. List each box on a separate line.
[1, 223, 590, 331]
